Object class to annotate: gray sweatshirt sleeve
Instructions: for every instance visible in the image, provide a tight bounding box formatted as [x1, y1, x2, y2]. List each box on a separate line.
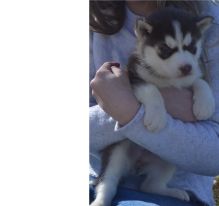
[114, 107, 219, 176]
[89, 105, 125, 155]
[90, 101, 219, 176]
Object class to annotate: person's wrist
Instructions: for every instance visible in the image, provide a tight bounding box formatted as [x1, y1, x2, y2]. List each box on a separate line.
[117, 99, 141, 126]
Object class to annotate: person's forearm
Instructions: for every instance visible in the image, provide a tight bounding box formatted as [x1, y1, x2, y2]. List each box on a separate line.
[115, 106, 219, 176]
[160, 87, 196, 122]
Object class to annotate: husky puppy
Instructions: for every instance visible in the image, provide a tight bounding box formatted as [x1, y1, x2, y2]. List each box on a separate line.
[90, 8, 215, 206]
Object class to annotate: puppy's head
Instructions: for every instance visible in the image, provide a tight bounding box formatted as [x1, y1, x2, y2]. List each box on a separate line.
[135, 8, 213, 80]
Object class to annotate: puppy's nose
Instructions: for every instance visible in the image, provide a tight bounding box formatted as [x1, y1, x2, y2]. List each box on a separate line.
[180, 64, 192, 76]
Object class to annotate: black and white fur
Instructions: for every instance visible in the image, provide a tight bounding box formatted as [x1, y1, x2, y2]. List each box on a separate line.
[90, 8, 215, 206]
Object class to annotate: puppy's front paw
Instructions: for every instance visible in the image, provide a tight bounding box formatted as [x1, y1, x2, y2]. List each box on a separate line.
[144, 106, 167, 132]
[193, 93, 215, 120]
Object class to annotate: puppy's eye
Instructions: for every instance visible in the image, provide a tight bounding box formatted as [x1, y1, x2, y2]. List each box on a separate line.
[184, 42, 197, 54]
[158, 44, 175, 59]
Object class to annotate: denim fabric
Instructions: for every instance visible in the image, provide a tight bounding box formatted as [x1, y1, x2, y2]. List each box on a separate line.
[89, 185, 203, 206]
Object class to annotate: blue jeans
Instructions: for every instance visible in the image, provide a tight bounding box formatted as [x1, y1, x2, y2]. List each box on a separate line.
[89, 185, 203, 206]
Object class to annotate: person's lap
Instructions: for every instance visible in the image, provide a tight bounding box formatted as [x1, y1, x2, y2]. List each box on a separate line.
[89, 185, 201, 206]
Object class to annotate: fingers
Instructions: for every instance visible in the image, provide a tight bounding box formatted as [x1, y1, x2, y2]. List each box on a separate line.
[95, 62, 121, 77]
[106, 62, 120, 69]
[111, 66, 122, 77]
[90, 61, 123, 92]
[100, 62, 120, 72]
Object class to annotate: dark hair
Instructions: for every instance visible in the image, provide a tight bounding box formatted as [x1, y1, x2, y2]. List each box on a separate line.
[90, 1, 126, 35]
[89, 0, 202, 35]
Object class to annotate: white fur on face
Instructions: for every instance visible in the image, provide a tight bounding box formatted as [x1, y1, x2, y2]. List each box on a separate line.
[143, 45, 201, 86]
[173, 21, 183, 49]
[142, 20, 202, 85]
[164, 22, 193, 49]
[165, 36, 177, 49]
[183, 33, 192, 46]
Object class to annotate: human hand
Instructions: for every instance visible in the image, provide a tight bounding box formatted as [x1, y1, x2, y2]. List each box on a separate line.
[160, 87, 196, 122]
[90, 62, 140, 125]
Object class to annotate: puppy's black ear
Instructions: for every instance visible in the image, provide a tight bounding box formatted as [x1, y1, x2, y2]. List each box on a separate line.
[135, 19, 153, 38]
[196, 16, 214, 34]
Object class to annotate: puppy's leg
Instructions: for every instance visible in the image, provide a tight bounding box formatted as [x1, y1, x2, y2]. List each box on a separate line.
[192, 79, 215, 120]
[90, 141, 132, 206]
[140, 160, 190, 201]
[133, 84, 167, 132]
